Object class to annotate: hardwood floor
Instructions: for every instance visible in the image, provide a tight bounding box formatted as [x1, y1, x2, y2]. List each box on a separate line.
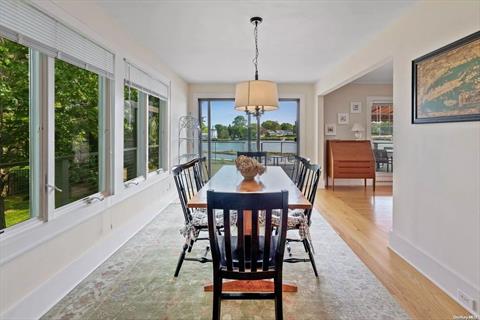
[315, 185, 470, 320]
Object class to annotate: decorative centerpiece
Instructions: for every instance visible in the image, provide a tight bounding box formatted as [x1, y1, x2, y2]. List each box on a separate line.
[235, 155, 266, 181]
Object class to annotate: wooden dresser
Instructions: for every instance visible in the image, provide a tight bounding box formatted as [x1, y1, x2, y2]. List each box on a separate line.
[326, 140, 376, 191]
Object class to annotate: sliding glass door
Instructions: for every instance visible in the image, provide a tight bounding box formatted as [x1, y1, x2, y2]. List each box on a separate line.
[199, 99, 299, 176]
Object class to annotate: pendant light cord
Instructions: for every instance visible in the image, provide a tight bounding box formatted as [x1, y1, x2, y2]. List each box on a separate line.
[252, 20, 259, 80]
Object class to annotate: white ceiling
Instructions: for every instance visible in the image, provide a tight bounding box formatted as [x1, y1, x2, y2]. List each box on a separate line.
[352, 61, 393, 84]
[95, 0, 415, 83]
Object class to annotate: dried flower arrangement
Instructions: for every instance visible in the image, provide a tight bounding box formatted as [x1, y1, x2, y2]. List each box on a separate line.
[235, 155, 266, 180]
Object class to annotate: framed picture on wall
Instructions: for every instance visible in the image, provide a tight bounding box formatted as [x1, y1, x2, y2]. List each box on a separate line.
[325, 123, 336, 136]
[337, 112, 349, 125]
[350, 101, 362, 113]
[412, 31, 480, 124]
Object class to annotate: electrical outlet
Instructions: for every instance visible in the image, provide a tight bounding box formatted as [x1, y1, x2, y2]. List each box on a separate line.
[457, 289, 475, 311]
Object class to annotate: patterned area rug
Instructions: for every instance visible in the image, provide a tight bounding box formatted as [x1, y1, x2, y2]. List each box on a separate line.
[42, 203, 409, 320]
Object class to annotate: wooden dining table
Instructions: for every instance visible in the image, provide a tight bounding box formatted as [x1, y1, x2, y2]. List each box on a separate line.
[187, 165, 312, 293]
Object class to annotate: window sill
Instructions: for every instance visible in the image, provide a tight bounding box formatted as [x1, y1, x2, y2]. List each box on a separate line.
[0, 172, 172, 266]
[0, 218, 44, 241]
[114, 170, 171, 205]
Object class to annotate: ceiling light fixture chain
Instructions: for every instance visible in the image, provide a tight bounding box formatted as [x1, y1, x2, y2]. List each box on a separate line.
[252, 19, 259, 80]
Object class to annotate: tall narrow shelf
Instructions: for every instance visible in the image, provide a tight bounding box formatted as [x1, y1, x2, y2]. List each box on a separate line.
[177, 115, 201, 164]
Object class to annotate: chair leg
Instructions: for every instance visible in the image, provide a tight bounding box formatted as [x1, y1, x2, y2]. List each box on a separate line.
[187, 239, 195, 253]
[304, 239, 319, 277]
[274, 275, 283, 320]
[212, 277, 222, 320]
[174, 243, 188, 277]
[302, 238, 309, 253]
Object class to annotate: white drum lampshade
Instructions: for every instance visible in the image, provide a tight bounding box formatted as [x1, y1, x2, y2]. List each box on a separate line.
[234, 80, 279, 113]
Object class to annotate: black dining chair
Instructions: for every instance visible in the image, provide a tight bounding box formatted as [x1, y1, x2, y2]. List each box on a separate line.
[193, 156, 210, 188]
[172, 158, 218, 277]
[207, 190, 289, 320]
[373, 149, 390, 172]
[282, 163, 321, 277]
[237, 151, 268, 166]
[290, 155, 310, 190]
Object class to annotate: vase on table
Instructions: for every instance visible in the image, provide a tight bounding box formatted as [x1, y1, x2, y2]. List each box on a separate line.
[235, 155, 266, 181]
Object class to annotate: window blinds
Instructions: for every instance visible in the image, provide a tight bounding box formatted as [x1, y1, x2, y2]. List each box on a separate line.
[0, 0, 114, 78]
[125, 60, 169, 99]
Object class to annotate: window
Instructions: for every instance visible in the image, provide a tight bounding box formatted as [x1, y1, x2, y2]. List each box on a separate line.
[54, 59, 105, 208]
[124, 60, 169, 182]
[124, 85, 139, 181]
[148, 95, 167, 173]
[370, 102, 393, 173]
[0, 37, 37, 230]
[199, 99, 299, 175]
[1, 1, 116, 232]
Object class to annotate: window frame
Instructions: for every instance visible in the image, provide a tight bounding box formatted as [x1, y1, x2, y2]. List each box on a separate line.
[49, 57, 113, 219]
[122, 82, 169, 188]
[146, 93, 168, 177]
[0, 41, 45, 233]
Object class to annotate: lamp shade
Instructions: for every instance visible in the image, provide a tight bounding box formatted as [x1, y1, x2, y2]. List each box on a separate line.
[351, 123, 365, 132]
[234, 80, 279, 113]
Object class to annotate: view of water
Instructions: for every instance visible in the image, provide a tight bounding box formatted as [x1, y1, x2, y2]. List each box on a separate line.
[202, 140, 297, 161]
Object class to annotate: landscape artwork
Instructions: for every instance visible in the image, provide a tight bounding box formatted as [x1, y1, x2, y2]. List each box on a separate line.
[412, 31, 480, 123]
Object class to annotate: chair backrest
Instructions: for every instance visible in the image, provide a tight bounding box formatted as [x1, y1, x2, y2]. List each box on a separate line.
[291, 156, 310, 189]
[193, 156, 210, 188]
[300, 163, 321, 224]
[207, 191, 289, 275]
[237, 151, 267, 166]
[172, 159, 202, 223]
[373, 149, 388, 160]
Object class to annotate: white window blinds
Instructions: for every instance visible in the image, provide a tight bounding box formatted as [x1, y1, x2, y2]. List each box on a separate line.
[125, 60, 169, 99]
[0, 0, 114, 78]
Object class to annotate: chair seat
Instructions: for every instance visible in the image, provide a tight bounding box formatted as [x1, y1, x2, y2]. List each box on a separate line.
[270, 209, 309, 240]
[218, 235, 279, 269]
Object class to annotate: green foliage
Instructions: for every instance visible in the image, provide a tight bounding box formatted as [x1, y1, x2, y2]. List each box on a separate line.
[0, 37, 30, 228]
[0, 37, 30, 164]
[214, 124, 230, 140]
[261, 120, 280, 131]
[280, 122, 294, 131]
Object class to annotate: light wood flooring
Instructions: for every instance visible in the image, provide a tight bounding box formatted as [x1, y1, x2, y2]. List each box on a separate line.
[315, 185, 471, 320]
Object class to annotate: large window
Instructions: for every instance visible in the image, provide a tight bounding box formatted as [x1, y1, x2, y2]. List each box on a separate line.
[123, 85, 139, 181]
[200, 99, 299, 175]
[54, 59, 105, 208]
[123, 83, 168, 183]
[0, 37, 35, 229]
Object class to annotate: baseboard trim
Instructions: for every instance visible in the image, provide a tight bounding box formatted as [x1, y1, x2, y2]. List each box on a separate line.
[1, 190, 176, 320]
[389, 231, 479, 317]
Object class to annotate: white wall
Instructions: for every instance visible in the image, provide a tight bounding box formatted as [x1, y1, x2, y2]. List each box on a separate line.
[315, 0, 480, 315]
[0, 1, 188, 318]
[188, 83, 318, 162]
[324, 83, 393, 140]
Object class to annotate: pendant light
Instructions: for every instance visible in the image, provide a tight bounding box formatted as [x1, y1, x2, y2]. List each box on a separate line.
[234, 17, 279, 151]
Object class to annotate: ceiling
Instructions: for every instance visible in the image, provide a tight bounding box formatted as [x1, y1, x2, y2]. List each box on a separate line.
[95, 0, 415, 83]
[352, 61, 393, 84]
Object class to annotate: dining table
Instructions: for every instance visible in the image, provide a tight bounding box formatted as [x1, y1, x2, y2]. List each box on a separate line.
[187, 165, 312, 293]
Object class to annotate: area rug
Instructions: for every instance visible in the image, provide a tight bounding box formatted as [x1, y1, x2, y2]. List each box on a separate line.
[42, 203, 409, 320]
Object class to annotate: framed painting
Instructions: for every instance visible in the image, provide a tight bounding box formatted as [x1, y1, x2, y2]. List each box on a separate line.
[350, 101, 362, 113]
[412, 31, 480, 124]
[338, 112, 349, 125]
[325, 123, 336, 136]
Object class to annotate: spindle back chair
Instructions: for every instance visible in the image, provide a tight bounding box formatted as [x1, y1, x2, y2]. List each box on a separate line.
[207, 190, 289, 320]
